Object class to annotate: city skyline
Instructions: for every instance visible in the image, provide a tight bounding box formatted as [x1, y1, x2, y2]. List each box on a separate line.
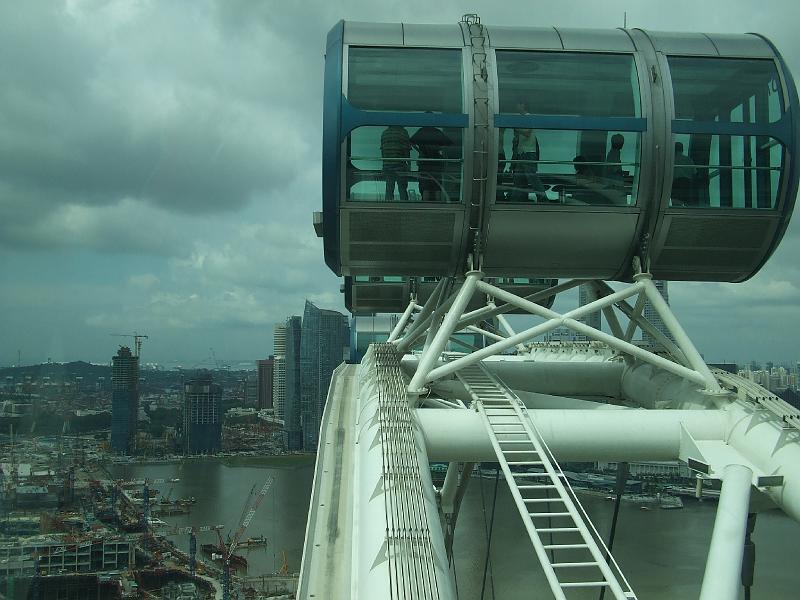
[1, 1, 799, 366]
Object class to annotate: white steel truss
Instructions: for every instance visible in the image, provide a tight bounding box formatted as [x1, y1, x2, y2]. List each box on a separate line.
[392, 259, 723, 402]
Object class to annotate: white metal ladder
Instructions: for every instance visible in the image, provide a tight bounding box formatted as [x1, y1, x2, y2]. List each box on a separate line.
[453, 360, 637, 600]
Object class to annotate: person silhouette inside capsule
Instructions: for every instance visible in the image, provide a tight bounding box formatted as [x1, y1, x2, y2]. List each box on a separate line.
[573, 155, 609, 205]
[672, 142, 697, 206]
[511, 101, 548, 202]
[411, 124, 453, 202]
[381, 125, 411, 201]
[603, 133, 627, 203]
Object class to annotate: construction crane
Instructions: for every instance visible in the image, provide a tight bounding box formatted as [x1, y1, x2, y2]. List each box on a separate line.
[216, 476, 274, 600]
[110, 332, 149, 358]
[150, 522, 224, 574]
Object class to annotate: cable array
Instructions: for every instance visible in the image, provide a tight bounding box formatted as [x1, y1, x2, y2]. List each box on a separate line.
[374, 343, 442, 600]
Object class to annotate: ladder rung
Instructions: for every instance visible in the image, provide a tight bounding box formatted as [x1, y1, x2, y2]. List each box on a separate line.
[518, 485, 557, 490]
[530, 512, 571, 518]
[507, 461, 543, 465]
[524, 498, 565, 503]
[543, 544, 589, 550]
[561, 582, 610, 588]
[552, 562, 599, 569]
[503, 450, 539, 454]
[499, 440, 531, 444]
[513, 472, 550, 477]
[539, 527, 579, 533]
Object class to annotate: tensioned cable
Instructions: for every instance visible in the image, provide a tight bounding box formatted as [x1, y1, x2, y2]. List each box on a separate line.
[479, 466, 500, 600]
[374, 344, 441, 600]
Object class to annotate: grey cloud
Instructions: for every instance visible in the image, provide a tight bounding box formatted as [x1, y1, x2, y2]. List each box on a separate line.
[0, 0, 311, 230]
[0, 192, 188, 256]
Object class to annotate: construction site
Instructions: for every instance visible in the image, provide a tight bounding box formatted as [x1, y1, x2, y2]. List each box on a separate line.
[0, 334, 298, 599]
[0, 432, 297, 599]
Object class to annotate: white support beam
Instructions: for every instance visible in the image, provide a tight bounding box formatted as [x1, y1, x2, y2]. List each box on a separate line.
[396, 280, 456, 353]
[596, 280, 689, 366]
[623, 291, 647, 343]
[465, 324, 506, 343]
[497, 312, 528, 353]
[387, 301, 418, 343]
[393, 277, 449, 352]
[455, 279, 585, 331]
[408, 272, 483, 395]
[699, 464, 753, 600]
[636, 274, 722, 393]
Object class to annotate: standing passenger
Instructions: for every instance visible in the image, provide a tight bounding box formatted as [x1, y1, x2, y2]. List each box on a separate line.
[381, 126, 411, 201]
[512, 102, 547, 202]
[411, 126, 453, 201]
[604, 134, 626, 203]
[604, 134, 625, 183]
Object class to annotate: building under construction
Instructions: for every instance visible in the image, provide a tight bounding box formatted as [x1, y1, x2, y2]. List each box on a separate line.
[110, 347, 139, 455]
[183, 373, 222, 455]
[0, 535, 134, 578]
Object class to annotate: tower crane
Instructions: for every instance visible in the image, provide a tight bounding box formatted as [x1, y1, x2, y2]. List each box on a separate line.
[216, 476, 274, 600]
[110, 332, 149, 358]
[150, 522, 224, 574]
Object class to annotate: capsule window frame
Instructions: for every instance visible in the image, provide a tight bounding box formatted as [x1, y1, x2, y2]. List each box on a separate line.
[664, 54, 791, 213]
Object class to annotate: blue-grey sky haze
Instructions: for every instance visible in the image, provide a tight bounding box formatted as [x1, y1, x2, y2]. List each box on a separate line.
[0, 0, 798, 366]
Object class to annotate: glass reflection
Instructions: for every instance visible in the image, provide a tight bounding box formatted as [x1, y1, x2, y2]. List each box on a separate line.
[348, 47, 463, 113]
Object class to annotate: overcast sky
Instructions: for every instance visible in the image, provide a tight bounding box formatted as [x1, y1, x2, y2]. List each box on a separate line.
[0, 0, 798, 367]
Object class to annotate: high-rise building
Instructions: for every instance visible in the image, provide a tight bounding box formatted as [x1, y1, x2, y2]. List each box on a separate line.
[577, 284, 601, 340]
[183, 372, 223, 455]
[257, 357, 274, 410]
[284, 316, 303, 450]
[300, 301, 350, 452]
[273, 324, 287, 421]
[111, 346, 139, 455]
[642, 280, 675, 347]
[244, 375, 259, 407]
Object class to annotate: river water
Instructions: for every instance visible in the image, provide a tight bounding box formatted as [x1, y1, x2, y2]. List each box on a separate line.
[111, 458, 800, 599]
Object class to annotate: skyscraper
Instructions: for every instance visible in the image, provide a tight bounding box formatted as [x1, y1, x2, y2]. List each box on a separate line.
[183, 372, 223, 455]
[257, 357, 274, 410]
[284, 316, 303, 451]
[273, 324, 287, 420]
[642, 280, 675, 347]
[300, 301, 350, 452]
[577, 284, 601, 340]
[111, 346, 138, 455]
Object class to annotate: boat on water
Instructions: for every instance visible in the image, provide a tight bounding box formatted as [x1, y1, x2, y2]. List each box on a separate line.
[200, 543, 247, 568]
[237, 535, 267, 548]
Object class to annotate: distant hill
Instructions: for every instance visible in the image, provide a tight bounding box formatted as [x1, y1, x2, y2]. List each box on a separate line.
[0, 361, 110, 380]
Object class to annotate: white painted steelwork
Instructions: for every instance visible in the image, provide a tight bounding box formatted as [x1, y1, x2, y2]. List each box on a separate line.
[699, 464, 753, 600]
[456, 360, 636, 599]
[301, 267, 800, 599]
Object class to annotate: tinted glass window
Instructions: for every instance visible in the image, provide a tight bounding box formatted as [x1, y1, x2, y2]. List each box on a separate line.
[670, 135, 782, 208]
[347, 125, 463, 203]
[495, 129, 640, 206]
[496, 51, 641, 117]
[348, 47, 463, 112]
[668, 58, 783, 123]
